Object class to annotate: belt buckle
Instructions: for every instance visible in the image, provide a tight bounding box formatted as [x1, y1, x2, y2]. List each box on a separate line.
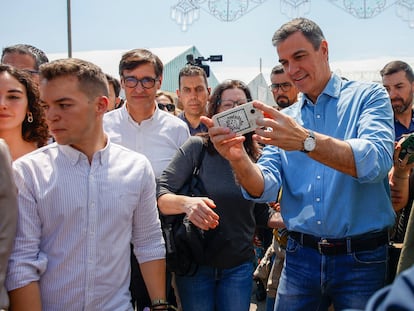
[318, 238, 333, 254]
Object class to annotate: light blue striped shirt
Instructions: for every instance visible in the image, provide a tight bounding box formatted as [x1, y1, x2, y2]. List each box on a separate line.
[243, 74, 396, 237]
[6, 140, 165, 311]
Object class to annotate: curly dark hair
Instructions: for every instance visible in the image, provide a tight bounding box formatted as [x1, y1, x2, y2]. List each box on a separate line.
[0, 64, 49, 147]
[199, 79, 261, 162]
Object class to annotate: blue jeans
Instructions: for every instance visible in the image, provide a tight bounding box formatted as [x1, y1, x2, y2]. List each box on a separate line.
[266, 297, 276, 311]
[175, 261, 253, 311]
[274, 237, 388, 311]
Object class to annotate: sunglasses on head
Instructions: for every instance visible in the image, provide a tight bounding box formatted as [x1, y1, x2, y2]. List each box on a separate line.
[158, 103, 175, 112]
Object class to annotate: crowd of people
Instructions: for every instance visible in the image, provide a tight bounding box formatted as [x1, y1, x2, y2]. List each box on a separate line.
[1, 17, 414, 311]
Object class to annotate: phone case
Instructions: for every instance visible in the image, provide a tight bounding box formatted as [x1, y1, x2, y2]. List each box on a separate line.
[399, 134, 414, 164]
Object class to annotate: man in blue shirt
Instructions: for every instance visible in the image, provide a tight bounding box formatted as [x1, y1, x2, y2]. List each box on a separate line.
[380, 61, 414, 282]
[203, 18, 395, 311]
[380, 60, 414, 142]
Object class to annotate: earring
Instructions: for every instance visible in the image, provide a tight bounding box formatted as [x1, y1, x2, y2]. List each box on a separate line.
[27, 112, 34, 123]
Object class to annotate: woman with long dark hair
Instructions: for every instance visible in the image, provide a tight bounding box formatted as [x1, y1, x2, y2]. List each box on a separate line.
[157, 79, 277, 311]
[0, 64, 48, 160]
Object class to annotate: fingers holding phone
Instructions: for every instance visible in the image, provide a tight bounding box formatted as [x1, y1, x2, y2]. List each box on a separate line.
[396, 134, 414, 168]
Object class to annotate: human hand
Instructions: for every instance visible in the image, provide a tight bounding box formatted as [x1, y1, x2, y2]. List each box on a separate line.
[268, 211, 285, 229]
[251, 101, 307, 151]
[183, 196, 219, 230]
[268, 201, 281, 212]
[389, 137, 414, 211]
[200, 116, 248, 162]
[392, 137, 414, 177]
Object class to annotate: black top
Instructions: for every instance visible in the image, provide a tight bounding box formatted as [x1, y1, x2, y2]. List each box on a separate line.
[157, 136, 273, 268]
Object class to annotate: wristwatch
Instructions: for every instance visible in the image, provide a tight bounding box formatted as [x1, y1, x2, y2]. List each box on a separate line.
[302, 130, 316, 153]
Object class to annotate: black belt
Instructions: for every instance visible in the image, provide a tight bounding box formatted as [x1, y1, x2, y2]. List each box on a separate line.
[289, 230, 389, 256]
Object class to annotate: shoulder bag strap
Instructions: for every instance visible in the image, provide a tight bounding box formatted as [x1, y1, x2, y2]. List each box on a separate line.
[192, 144, 206, 177]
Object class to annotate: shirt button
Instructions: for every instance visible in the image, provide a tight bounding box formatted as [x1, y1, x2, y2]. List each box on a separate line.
[316, 114, 321, 119]
[316, 197, 321, 202]
[316, 175, 321, 180]
[317, 221, 321, 225]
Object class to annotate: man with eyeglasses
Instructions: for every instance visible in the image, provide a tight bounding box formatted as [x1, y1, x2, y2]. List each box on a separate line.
[1, 44, 49, 85]
[176, 65, 210, 135]
[269, 64, 299, 109]
[103, 48, 189, 311]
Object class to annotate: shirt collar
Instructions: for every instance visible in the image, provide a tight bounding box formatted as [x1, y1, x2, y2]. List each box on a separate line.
[178, 112, 207, 132]
[300, 73, 341, 107]
[122, 101, 160, 124]
[58, 136, 111, 166]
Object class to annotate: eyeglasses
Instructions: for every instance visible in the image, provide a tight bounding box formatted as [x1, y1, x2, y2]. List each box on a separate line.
[269, 82, 292, 92]
[22, 69, 39, 76]
[158, 103, 176, 112]
[123, 76, 159, 89]
[218, 99, 248, 110]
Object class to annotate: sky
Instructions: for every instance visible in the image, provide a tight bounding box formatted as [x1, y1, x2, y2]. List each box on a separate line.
[1, 0, 414, 81]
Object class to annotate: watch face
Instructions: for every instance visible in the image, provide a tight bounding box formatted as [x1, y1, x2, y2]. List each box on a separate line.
[304, 137, 316, 151]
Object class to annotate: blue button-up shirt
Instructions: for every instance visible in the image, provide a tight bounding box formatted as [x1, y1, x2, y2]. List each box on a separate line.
[244, 74, 395, 238]
[394, 110, 414, 141]
[178, 112, 208, 136]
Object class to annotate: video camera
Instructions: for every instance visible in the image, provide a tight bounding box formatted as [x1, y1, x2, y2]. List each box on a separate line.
[186, 54, 223, 77]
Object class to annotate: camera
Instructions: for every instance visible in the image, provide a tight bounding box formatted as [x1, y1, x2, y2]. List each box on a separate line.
[186, 54, 223, 77]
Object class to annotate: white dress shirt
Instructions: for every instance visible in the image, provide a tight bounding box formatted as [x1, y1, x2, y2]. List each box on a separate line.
[6, 140, 165, 311]
[103, 104, 190, 178]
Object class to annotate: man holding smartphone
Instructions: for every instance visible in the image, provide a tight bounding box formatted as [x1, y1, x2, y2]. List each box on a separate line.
[203, 18, 395, 311]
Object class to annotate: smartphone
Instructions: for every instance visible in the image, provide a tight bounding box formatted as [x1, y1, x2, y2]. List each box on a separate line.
[399, 133, 414, 164]
[212, 102, 262, 135]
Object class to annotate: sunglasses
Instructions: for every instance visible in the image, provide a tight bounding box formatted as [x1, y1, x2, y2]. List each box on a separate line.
[158, 103, 176, 112]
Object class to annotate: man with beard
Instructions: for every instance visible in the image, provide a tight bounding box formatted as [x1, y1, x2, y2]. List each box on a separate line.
[176, 65, 210, 135]
[381, 61, 414, 141]
[381, 61, 414, 283]
[269, 64, 299, 109]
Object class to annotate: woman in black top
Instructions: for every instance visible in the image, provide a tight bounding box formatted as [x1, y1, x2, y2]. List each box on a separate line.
[157, 80, 278, 311]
